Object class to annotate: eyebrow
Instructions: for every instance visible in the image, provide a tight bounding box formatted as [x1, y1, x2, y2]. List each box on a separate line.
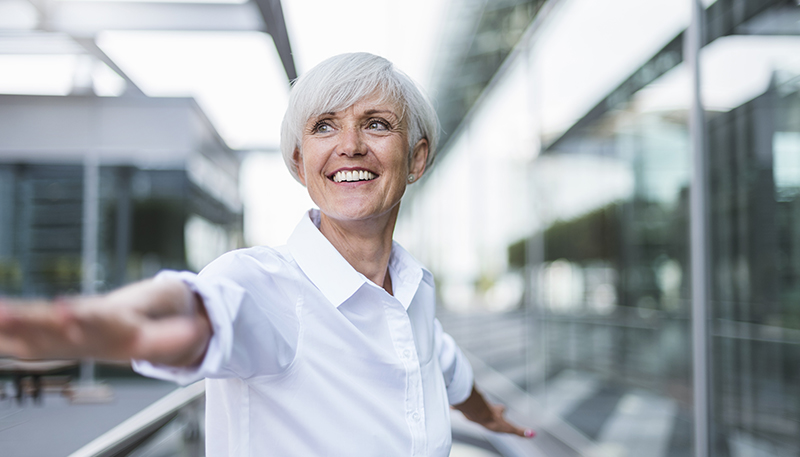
[364, 109, 397, 116]
[315, 109, 398, 118]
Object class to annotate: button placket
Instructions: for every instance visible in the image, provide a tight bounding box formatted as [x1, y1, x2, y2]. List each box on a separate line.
[383, 296, 427, 456]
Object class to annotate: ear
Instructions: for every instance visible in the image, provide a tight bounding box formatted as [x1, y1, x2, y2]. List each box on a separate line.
[293, 148, 307, 186]
[409, 138, 429, 182]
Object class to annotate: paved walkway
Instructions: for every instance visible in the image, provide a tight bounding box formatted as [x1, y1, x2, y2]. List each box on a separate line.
[439, 310, 692, 457]
[0, 378, 177, 457]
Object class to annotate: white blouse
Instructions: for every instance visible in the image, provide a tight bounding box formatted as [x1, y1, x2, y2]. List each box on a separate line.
[134, 209, 474, 457]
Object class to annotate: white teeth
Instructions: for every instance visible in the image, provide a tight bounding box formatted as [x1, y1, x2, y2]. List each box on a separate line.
[332, 170, 376, 183]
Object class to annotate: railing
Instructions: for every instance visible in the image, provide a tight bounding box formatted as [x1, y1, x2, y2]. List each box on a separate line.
[67, 355, 597, 457]
[458, 352, 601, 457]
[69, 380, 205, 457]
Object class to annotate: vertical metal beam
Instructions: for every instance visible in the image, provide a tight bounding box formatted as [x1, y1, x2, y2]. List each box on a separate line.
[687, 0, 711, 456]
[115, 167, 132, 288]
[80, 149, 99, 384]
[523, 40, 548, 402]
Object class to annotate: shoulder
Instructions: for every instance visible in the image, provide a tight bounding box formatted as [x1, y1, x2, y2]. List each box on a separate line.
[192, 246, 309, 319]
[198, 245, 302, 286]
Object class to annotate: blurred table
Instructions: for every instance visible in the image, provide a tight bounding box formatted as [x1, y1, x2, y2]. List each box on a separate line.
[0, 358, 78, 404]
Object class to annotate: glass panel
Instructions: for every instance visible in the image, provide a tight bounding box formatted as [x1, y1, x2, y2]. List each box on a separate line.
[532, 54, 693, 457]
[400, 0, 697, 454]
[533, 0, 691, 140]
[704, 33, 800, 457]
[400, 1, 800, 456]
[0, 166, 22, 295]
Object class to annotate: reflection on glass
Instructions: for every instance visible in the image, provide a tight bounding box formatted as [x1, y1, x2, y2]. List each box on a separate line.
[533, 60, 693, 454]
[403, 1, 800, 455]
[707, 54, 800, 457]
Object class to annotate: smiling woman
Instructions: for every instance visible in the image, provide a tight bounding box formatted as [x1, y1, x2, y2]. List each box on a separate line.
[295, 93, 428, 291]
[0, 52, 532, 456]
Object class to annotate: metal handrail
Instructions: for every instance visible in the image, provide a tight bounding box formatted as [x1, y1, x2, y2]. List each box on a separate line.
[69, 380, 205, 457]
[67, 354, 594, 457]
[462, 351, 601, 457]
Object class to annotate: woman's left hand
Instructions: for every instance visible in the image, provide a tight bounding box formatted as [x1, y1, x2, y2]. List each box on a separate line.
[453, 386, 535, 438]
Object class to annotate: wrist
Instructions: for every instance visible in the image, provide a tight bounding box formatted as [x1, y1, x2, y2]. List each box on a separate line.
[453, 386, 494, 423]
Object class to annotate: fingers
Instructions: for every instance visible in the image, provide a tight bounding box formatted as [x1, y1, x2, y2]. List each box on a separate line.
[485, 403, 535, 438]
[0, 329, 30, 358]
[0, 300, 78, 359]
[0, 281, 209, 365]
[491, 417, 533, 438]
[0, 298, 127, 360]
[507, 422, 534, 438]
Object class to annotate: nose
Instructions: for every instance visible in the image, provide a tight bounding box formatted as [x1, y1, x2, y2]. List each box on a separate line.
[337, 127, 366, 157]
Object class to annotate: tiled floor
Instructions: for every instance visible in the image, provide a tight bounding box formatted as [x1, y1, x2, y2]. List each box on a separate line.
[0, 378, 177, 457]
[439, 310, 693, 457]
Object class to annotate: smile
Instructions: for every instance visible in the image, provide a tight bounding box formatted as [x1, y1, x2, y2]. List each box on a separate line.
[331, 170, 377, 183]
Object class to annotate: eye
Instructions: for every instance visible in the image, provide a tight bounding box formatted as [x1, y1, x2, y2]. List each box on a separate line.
[312, 121, 332, 134]
[366, 119, 390, 131]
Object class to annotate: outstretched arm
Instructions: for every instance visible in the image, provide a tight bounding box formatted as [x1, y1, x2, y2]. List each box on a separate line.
[0, 278, 212, 367]
[453, 385, 535, 438]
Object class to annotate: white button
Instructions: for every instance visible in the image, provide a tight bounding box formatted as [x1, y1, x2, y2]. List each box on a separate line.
[411, 412, 420, 422]
[402, 349, 411, 358]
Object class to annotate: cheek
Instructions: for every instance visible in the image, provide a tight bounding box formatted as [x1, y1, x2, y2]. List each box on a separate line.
[386, 142, 410, 169]
[299, 145, 324, 175]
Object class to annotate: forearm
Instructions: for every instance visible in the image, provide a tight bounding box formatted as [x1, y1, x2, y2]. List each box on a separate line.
[112, 278, 213, 367]
[0, 278, 213, 366]
[453, 386, 494, 423]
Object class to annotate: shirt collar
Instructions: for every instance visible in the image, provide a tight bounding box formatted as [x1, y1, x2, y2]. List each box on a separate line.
[388, 241, 430, 310]
[287, 209, 366, 308]
[287, 209, 430, 310]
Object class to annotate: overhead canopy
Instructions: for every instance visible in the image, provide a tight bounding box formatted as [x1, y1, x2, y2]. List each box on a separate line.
[0, 0, 296, 150]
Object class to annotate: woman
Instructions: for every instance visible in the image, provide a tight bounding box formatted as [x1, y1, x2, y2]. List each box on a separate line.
[0, 53, 532, 455]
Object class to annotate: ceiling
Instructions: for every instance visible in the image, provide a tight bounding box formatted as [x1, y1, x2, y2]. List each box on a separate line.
[0, 0, 543, 153]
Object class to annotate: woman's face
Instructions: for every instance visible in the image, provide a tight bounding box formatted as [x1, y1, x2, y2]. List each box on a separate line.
[295, 94, 428, 225]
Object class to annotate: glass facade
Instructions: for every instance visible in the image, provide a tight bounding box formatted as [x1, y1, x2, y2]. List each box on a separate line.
[397, 0, 800, 455]
[0, 165, 243, 298]
[706, 43, 800, 457]
[0, 95, 246, 299]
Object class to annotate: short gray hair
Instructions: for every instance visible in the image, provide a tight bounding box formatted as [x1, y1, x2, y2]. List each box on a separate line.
[280, 52, 439, 183]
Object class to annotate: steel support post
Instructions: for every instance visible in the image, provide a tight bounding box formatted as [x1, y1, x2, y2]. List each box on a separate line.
[687, 0, 711, 456]
[80, 150, 99, 384]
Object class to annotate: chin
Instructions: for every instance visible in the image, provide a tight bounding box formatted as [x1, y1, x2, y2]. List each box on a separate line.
[327, 203, 397, 222]
[331, 208, 380, 221]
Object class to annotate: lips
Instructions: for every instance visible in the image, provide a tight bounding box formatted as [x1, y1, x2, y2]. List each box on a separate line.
[330, 169, 377, 183]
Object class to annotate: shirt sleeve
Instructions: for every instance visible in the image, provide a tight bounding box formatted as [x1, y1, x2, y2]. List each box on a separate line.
[133, 249, 301, 385]
[434, 318, 474, 405]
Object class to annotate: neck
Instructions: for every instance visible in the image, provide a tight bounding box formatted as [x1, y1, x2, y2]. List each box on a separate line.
[318, 207, 398, 295]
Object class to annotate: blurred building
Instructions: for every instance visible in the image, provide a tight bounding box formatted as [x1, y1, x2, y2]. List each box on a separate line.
[0, 0, 298, 297]
[397, 0, 800, 456]
[0, 94, 243, 297]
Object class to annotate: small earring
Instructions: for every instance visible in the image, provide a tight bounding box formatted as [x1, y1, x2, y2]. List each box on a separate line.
[408, 174, 415, 183]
